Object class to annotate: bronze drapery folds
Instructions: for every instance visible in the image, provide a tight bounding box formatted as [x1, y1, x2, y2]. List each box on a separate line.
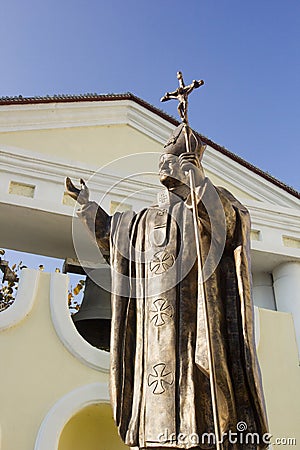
[66, 74, 268, 449]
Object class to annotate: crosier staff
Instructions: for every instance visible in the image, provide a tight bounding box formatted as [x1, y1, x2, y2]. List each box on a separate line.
[161, 72, 223, 450]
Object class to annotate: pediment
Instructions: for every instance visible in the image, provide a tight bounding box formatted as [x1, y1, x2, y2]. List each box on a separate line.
[202, 146, 300, 208]
[0, 97, 299, 211]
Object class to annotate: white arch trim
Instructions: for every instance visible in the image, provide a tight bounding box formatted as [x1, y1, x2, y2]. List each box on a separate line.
[50, 272, 110, 371]
[34, 382, 109, 450]
[0, 268, 39, 331]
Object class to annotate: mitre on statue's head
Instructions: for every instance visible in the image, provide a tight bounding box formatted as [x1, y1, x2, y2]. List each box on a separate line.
[163, 123, 206, 159]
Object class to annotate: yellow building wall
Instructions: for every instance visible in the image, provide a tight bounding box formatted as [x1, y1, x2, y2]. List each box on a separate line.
[58, 404, 127, 450]
[0, 123, 258, 201]
[0, 272, 108, 450]
[0, 124, 161, 167]
[258, 308, 300, 448]
[0, 270, 299, 449]
[204, 170, 258, 201]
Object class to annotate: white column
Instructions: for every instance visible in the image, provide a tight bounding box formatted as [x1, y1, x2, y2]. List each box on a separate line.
[273, 262, 300, 355]
[252, 272, 275, 310]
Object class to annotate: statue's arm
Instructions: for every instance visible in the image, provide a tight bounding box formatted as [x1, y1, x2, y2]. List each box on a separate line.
[65, 177, 111, 259]
[160, 90, 178, 102]
[183, 80, 204, 97]
[77, 201, 111, 259]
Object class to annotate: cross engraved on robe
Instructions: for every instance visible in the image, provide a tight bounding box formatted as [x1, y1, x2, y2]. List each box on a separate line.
[149, 250, 175, 274]
[150, 298, 174, 326]
[148, 363, 174, 394]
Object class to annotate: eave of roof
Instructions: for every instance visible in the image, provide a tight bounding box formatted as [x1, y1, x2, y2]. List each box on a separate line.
[0, 92, 299, 200]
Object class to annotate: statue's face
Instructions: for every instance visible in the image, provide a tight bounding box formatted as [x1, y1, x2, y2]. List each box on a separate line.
[159, 153, 188, 189]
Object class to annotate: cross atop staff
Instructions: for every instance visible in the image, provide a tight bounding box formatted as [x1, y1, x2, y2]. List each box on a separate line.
[160, 71, 204, 124]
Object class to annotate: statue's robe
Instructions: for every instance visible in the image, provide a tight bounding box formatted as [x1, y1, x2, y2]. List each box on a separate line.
[78, 178, 268, 450]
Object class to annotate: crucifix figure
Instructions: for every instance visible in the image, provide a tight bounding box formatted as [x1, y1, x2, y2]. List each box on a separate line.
[161, 71, 204, 124]
[66, 72, 269, 450]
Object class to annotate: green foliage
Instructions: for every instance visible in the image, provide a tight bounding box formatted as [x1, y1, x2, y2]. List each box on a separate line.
[0, 249, 85, 315]
[68, 279, 85, 315]
[0, 250, 26, 312]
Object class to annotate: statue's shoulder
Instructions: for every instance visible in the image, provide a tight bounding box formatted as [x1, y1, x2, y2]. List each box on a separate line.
[215, 185, 250, 215]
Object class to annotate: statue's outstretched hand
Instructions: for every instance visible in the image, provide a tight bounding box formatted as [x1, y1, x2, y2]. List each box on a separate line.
[65, 177, 90, 205]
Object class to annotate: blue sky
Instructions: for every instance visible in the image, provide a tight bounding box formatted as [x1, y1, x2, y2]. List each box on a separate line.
[0, 0, 299, 191]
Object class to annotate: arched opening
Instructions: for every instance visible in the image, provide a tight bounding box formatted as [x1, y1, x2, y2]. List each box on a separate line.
[34, 383, 116, 450]
[50, 273, 110, 371]
[63, 259, 112, 352]
[58, 403, 126, 450]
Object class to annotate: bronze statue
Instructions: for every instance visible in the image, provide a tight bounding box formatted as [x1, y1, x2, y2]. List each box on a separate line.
[66, 73, 268, 449]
